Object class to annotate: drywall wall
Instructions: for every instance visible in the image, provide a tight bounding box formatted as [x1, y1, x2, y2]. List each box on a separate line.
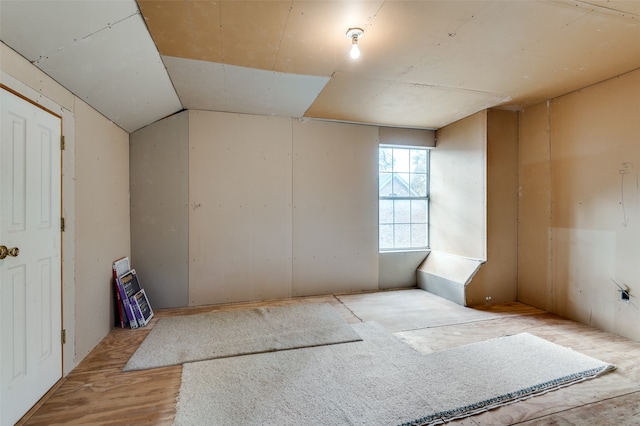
[138, 111, 391, 306]
[135, 112, 430, 304]
[420, 112, 486, 305]
[427, 109, 518, 306]
[430, 111, 487, 259]
[187, 113, 382, 304]
[189, 111, 294, 305]
[517, 102, 552, 310]
[292, 120, 379, 296]
[417, 251, 483, 305]
[379, 251, 429, 289]
[1, 42, 131, 370]
[466, 109, 519, 305]
[378, 126, 436, 147]
[73, 98, 130, 359]
[518, 68, 640, 341]
[130, 111, 189, 308]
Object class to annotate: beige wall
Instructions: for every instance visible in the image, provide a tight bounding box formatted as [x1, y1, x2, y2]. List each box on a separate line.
[189, 112, 294, 305]
[467, 109, 519, 305]
[518, 102, 553, 310]
[132, 115, 432, 303]
[187, 112, 380, 304]
[130, 111, 189, 308]
[292, 120, 379, 296]
[133, 111, 409, 306]
[379, 251, 430, 290]
[419, 113, 488, 305]
[519, 68, 640, 341]
[73, 99, 130, 358]
[431, 111, 487, 260]
[430, 109, 519, 306]
[1, 42, 131, 371]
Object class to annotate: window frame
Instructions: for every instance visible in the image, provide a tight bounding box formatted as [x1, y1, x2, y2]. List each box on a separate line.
[378, 144, 430, 252]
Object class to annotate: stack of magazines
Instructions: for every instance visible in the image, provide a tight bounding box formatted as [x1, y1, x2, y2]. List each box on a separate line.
[112, 257, 154, 329]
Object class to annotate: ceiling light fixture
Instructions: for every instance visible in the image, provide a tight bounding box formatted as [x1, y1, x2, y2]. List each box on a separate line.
[346, 27, 364, 59]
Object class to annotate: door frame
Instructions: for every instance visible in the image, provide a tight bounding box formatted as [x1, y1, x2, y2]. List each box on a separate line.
[1, 83, 66, 421]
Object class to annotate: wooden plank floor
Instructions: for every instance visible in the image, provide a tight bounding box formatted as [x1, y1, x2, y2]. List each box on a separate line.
[18, 289, 640, 425]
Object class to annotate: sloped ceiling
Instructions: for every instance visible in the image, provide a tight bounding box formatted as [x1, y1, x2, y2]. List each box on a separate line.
[1, 1, 640, 133]
[0, 1, 182, 132]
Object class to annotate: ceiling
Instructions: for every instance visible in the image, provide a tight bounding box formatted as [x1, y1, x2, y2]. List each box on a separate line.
[1, 1, 639, 133]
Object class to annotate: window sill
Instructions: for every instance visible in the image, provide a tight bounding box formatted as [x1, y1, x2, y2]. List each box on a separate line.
[379, 249, 430, 254]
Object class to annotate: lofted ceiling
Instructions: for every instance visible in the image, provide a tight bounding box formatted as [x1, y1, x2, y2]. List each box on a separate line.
[1, 1, 640, 133]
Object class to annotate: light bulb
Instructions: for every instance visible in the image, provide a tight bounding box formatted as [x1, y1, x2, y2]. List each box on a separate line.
[350, 42, 360, 59]
[346, 28, 364, 60]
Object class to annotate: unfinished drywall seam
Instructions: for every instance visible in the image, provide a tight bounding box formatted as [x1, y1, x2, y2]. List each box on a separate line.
[186, 112, 190, 301]
[290, 119, 295, 296]
[483, 113, 488, 261]
[515, 111, 520, 305]
[546, 100, 554, 313]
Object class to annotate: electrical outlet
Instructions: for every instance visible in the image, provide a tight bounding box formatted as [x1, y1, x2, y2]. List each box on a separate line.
[621, 289, 630, 302]
[611, 278, 633, 303]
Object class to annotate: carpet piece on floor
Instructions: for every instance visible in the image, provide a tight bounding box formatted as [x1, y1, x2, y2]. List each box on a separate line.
[174, 323, 614, 426]
[123, 303, 360, 371]
[337, 289, 508, 332]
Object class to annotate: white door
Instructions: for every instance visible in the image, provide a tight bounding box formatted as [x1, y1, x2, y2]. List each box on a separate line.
[0, 88, 62, 425]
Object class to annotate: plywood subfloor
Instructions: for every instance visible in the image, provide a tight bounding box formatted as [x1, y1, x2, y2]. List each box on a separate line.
[18, 289, 640, 425]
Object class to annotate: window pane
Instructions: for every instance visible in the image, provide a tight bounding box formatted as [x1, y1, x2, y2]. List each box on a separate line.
[394, 200, 411, 223]
[394, 224, 411, 247]
[411, 199, 427, 223]
[379, 172, 393, 196]
[411, 224, 428, 247]
[379, 224, 394, 249]
[379, 199, 394, 224]
[410, 149, 427, 173]
[379, 148, 393, 172]
[410, 173, 426, 196]
[393, 149, 410, 172]
[392, 172, 411, 196]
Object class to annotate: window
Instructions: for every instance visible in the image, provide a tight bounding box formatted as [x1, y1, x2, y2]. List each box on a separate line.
[379, 146, 429, 250]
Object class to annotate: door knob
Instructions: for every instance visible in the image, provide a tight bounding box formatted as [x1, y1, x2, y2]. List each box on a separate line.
[0, 246, 19, 259]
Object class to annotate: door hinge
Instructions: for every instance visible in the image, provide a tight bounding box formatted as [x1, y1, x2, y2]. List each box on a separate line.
[60, 135, 66, 150]
[61, 329, 66, 345]
[61, 217, 65, 232]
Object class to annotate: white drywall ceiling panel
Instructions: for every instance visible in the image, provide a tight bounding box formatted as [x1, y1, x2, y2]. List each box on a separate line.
[0, 1, 181, 132]
[34, 13, 181, 132]
[0, 0, 138, 63]
[163, 55, 329, 118]
[1, 42, 75, 112]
